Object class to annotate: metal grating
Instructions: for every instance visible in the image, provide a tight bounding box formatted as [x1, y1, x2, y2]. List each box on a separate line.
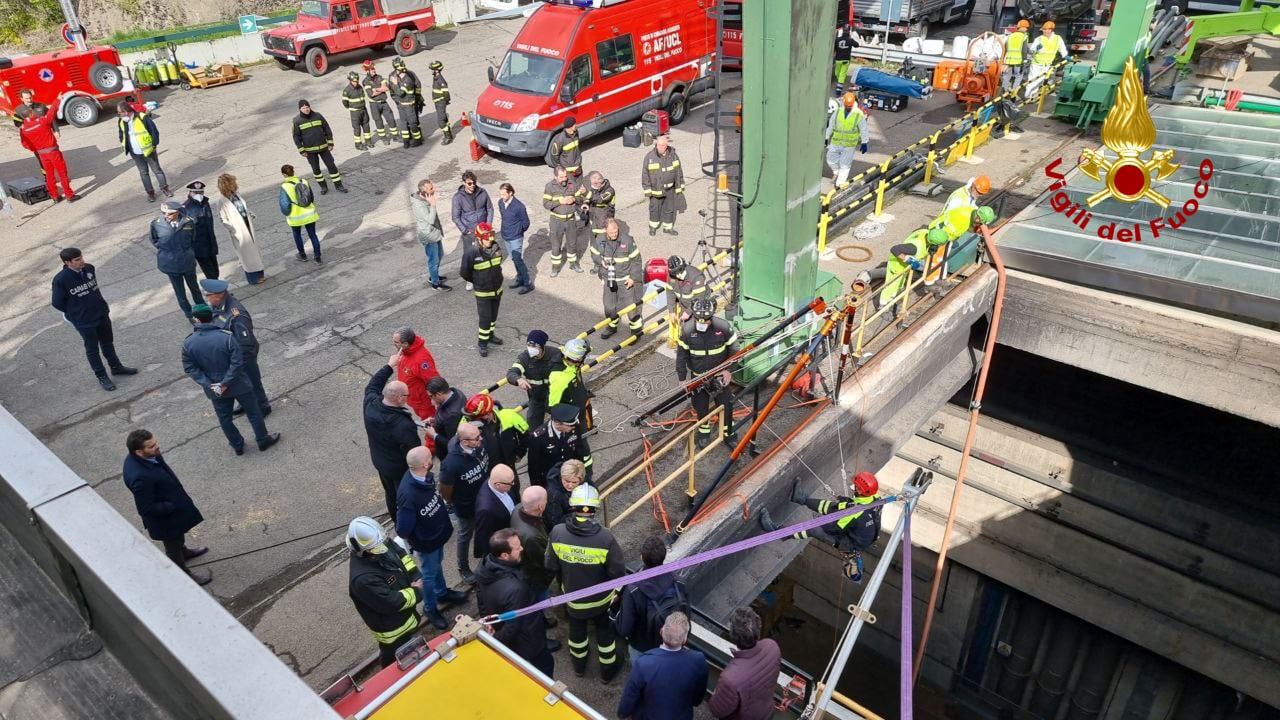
[996, 104, 1280, 324]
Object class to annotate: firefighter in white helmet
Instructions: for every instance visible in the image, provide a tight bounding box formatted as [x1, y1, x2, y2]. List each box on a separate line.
[347, 516, 424, 667]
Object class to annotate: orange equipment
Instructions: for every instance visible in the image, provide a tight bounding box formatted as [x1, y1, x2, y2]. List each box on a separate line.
[955, 32, 1005, 108]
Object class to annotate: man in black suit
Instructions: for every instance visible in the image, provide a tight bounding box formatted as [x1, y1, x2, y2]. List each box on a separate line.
[472, 463, 517, 560]
[121, 429, 211, 585]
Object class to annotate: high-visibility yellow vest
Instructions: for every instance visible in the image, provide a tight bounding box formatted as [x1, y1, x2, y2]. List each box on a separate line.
[932, 205, 975, 241]
[831, 106, 864, 148]
[1005, 31, 1027, 65]
[281, 177, 319, 227]
[120, 115, 155, 156]
[1032, 34, 1064, 65]
[879, 229, 929, 306]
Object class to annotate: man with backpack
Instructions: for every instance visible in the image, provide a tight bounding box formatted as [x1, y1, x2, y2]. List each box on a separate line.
[614, 536, 687, 666]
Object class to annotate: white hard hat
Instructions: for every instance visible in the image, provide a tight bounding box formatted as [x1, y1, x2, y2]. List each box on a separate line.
[569, 483, 601, 511]
[347, 516, 386, 554]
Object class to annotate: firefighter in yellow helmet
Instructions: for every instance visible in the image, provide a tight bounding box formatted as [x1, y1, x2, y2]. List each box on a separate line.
[824, 92, 869, 187]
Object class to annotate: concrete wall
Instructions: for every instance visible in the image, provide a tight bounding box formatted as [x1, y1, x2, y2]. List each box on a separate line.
[998, 270, 1280, 428]
[120, 32, 273, 70]
[0, 406, 338, 720]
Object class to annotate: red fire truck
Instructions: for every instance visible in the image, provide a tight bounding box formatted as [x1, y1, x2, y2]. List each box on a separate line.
[262, 0, 437, 76]
[0, 45, 137, 127]
[472, 0, 717, 158]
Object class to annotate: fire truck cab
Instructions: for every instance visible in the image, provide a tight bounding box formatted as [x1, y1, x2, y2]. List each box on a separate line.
[0, 46, 136, 127]
[472, 0, 717, 158]
[262, 0, 436, 77]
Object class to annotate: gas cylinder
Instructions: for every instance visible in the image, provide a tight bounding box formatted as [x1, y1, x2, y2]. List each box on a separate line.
[164, 59, 180, 85]
[155, 59, 170, 84]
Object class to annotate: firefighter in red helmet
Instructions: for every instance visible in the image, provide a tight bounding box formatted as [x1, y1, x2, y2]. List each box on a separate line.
[759, 471, 883, 581]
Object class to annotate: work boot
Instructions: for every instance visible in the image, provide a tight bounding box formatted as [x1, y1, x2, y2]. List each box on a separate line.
[68, 194, 81, 202]
[478, 343, 489, 358]
[318, 180, 329, 195]
[518, 284, 533, 295]
[411, 137, 424, 147]
[695, 432, 711, 450]
[569, 262, 583, 273]
[649, 227, 657, 236]
[601, 664, 621, 685]
[664, 227, 678, 236]
[97, 375, 117, 392]
[335, 181, 348, 194]
[489, 336, 504, 346]
[296, 251, 308, 261]
[600, 325, 617, 340]
[442, 131, 453, 146]
[790, 477, 810, 505]
[758, 508, 779, 533]
[109, 365, 139, 375]
[161, 186, 174, 197]
[550, 267, 561, 278]
[147, 191, 157, 202]
[183, 546, 209, 560]
[425, 608, 449, 630]
[403, 138, 413, 148]
[188, 568, 213, 586]
[438, 589, 469, 606]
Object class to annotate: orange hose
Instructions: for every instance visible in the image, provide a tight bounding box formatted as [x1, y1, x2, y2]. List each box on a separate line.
[639, 430, 671, 532]
[912, 224, 1006, 684]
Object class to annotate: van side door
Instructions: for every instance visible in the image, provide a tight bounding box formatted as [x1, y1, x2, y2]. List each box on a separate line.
[354, 0, 383, 45]
[330, 1, 358, 51]
[560, 54, 596, 134]
[591, 34, 638, 130]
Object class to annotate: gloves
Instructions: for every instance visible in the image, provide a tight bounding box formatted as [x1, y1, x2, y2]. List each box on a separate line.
[859, 142, 868, 154]
[906, 257, 924, 272]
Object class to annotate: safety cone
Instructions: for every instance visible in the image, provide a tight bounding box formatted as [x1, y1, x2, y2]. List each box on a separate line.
[469, 138, 486, 161]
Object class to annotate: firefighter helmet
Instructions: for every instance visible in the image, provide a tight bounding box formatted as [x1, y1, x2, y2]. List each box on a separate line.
[464, 393, 494, 419]
[429, 60, 444, 71]
[841, 91, 857, 108]
[1016, 18, 1030, 29]
[569, 483, 602, 511]
[926, 228, 949, 246]
[347, 71, 360, 81]
[563, 337, 590, 362]
[973, 175, 991, 195]
[392, 57, 408, 70]
[690, 297, 716, 320]
[667, 255, 687, 276]
[362, 59, 375, 70]
[347, 516, 386, 554]
[1042, 20, 1056, 30]
[475, 221, 495, 240]
[852, 471, 879, 496]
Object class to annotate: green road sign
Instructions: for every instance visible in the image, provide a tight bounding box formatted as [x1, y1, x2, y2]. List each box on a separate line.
[239, 15, 259, 34]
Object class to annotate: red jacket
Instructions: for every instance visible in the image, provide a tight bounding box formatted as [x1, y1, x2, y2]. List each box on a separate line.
[19, 111, 59, 153]
[397, 335, 440, 422]
[707, 639, 782, 720]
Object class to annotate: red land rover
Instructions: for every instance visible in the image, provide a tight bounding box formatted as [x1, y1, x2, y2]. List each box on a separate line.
[262, 0, 436, 77]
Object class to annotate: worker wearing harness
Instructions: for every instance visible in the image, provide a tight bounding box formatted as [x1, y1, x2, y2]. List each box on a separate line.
[759, 473, 883, 582]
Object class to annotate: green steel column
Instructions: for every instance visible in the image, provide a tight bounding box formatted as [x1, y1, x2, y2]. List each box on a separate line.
[737, 0, 839, 331]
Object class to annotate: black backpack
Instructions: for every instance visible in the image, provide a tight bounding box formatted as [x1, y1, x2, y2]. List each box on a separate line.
[291, 178, 314, 207]
[644, 581, 689, 647]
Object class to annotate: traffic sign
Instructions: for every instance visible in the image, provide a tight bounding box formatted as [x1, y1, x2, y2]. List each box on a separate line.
[238, 15, 259, 34]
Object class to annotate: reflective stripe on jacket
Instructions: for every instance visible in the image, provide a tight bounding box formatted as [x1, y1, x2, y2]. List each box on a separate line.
[280, 178, 319, 227]
[831, 107, 865, 147]
[1031, 34, 1065, 65]
[878, 230, 929, 306]
[1005, 31, 1027, 65]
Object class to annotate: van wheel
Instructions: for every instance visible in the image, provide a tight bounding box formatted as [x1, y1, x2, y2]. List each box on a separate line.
[63, 96, 99, 127]
[88, 61, 124, 94]
[395, 28, 420, 56]
[666, 91, 688, 126]
[275, 57, 297, 70]
[305, 47, 329, 77]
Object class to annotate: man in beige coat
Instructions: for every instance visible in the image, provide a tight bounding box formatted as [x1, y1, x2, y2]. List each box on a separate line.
[215, 174, 267, 284]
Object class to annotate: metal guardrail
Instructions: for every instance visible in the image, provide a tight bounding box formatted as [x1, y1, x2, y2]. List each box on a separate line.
[112, 13, 296, 51]
[816, 61, 1068, 252]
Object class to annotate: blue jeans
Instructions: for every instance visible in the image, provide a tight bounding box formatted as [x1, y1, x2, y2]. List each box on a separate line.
[423, 241, 442, 285]
[454, 514, 475, 576]
[505, 236, 529, 286]
[166, 271, 203, 319]
[210, 390, 269, 450]
[413, 547, 449, 610]
[291, 223, 321, 257]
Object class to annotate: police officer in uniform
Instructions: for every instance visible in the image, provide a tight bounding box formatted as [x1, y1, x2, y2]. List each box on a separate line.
[429, 60, 454, 145]
[342, 71, 372, 151]
[388, 57, 425, 148]
[201, 278, 270, 418]
[548, 338, 594, 429]
[291, 99, 347, 194]
[677, 298, 738, 448]
[547, 118, 583, 178]
[181, 304, 280, 455]
[545, 484, 625, 682]
[526, 403, 594, 488]
[459, 221, 506, 357]
[507, 329, 563, 425]
[362, 59, 396, 146]
[590, 218, 643, 340]
[759, 472, 884, 582]
[346, 516, 425, 667]
[542, 166, 582, 277]
[640, 134, 685, 236]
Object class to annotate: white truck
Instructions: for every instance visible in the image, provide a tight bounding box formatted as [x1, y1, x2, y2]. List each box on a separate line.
[843, 0, 977, 38]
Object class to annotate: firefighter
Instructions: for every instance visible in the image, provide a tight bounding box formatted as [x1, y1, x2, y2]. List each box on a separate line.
[833, 22, 857, 94]
[545, 484, 625, 683]
[341, 71, 372, 151]
[759, 472, 883, 582]
[543, 166, 582, 277]
[665, 255, 707, 319]
[547, 117, 583, 178]
[548, 338, 594, 429]
[577, 170, 616, 253]
[1002, 19, 1031, 93]
[460, 221, 506, 357]
[590, 218, 643, 340]
[346, 516, 424, 667]
[464, 392, 528, 480]
[428, 60, 453, 145]
[362, 59, 396, 146]
[1026, 20, 1068, 99]
[507, 329, 563, 425]
[527, 402, 594, 487]
[388, 57, 425, 148]
[641, 134, 685, 236]
[18, 105, 77, 203]
[291, 99, 347, 194]
[825, 92, 869, 188]
[677, 298, 737, 449]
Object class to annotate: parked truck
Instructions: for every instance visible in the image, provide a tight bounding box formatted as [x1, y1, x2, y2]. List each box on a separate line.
[0, 45, 137, 127]
[991, 0, 1107, 52]
[262, 0, 435, 76]
[841, 0, 978, 38]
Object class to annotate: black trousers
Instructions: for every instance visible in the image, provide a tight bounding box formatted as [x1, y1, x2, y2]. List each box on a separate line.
[476, 293, 502, 344]
[395, 101, 422, 141]
[567, 612, 618, 678]
[378, 631, 419, 669]
[195, 255, 219, 280]
[691, 383, 733, 437]
[548, 216, 578, 267]
[376, 468, 401, 519]
[368, 101, 396, 139]
[434, 102, 450, 135]
[305, 150, 341, 184]
[602, 282, 642, 332]
[524, 388, 549, 426]
[648, 192, 677, 230]
[75, 317, 122, 377]
[161, 537, 190, 570]
[349, 109, 370, 146]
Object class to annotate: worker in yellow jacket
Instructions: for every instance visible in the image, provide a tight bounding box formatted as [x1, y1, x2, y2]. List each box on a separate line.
[1002, 19, 1030, 93]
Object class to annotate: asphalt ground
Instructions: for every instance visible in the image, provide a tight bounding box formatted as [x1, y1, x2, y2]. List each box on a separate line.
[0, 6, 1134, 710]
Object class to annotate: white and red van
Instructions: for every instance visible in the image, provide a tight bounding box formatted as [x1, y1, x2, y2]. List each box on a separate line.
[472, 0, 717, 158]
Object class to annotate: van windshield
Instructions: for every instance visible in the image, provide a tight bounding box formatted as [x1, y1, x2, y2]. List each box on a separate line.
[494, 50, 564, 96]
[300, 1, 329, 17]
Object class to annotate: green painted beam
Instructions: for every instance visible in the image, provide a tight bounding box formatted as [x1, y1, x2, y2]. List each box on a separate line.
[1175, 6, 1280, 65]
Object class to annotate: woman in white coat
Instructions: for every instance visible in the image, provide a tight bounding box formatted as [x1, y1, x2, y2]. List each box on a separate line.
[214, 173, 266, 284]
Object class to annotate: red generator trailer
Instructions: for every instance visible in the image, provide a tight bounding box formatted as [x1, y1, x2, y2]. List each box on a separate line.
[0, 45, 138, 127]
[262, 0, 437, 76]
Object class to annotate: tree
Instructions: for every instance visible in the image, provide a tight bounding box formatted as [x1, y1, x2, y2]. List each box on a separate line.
[0, 0, 65, 45]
